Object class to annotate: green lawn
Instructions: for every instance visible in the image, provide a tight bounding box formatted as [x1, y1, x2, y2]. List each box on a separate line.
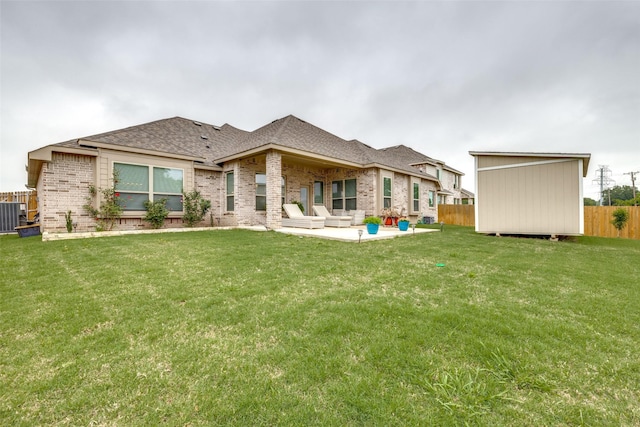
[1, 227, 638, 426]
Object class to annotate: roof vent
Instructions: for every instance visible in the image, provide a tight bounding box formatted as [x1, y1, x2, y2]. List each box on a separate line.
[200, 135, 208, 140]
[205, 144, 211, 149]
[212, 125, 221, 131]
[193, 121, 202, 126]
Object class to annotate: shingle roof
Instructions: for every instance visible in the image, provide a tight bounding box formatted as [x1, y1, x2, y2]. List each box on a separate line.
[51, 115, 457, 179]
[215, 115, 375, 165]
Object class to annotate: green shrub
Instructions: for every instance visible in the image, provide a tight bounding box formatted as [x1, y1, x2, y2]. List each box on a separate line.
[182, 190, 212, 227]
[363, 216, 382, 225]
[83, 172, 123, 231]
[64, 210, 73, 233]
[143, 198, 169, 229]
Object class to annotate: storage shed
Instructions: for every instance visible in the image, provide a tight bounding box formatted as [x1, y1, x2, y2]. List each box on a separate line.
[469, 151, 591, 236]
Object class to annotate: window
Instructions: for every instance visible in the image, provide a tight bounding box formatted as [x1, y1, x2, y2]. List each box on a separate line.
[281, 177, 286, 206]
[256, 173, 285, 211]
[332, 179, 357, 210]
[454, 175, 460, 189]
[114, 163, 183, 211]
[332, 180, 343, 210]
[226, 172, 234, 211]
[413, 182, 420, 212]
[256, 173, 266, 211]
[314, 181, 324, 205]
[436, 169, 441, 180]
[345, 179, 356, 210]
[428, 190, 435, 208]
[154, 167, 183, 211]
[383, 176, 392, 208]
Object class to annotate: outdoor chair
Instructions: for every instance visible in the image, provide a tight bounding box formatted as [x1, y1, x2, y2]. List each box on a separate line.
[312, 205, 352, 228]
[282, 204, 325, 229]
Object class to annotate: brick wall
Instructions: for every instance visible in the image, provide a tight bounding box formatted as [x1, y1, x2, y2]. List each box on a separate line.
[36, 150, 441, 232]
[39, 153, 96, 232]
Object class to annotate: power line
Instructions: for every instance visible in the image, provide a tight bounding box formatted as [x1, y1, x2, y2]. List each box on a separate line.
[592, 165, 615, 206]
[623, 170, 639, 206]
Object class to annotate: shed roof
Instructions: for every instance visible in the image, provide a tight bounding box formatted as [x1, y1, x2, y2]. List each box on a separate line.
[469, 151, 591, 177]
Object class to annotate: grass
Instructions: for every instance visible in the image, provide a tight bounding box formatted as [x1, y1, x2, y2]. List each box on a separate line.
[1, 226, 639, 426]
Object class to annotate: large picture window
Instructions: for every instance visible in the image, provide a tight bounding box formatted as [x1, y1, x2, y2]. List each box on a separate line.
[114, 163, 183, 211]
[332, 179, 356, 210]
[226, 172, 234, 211]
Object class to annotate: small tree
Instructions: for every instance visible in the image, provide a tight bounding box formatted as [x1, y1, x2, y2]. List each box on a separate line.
[143, 198, 169, 229]
[611, 207, 629, 237]
[83, 171, 123, 231]
[182, 190, 211, 227]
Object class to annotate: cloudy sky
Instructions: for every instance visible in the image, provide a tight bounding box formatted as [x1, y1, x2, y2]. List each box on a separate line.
[1, 0, 638, 200]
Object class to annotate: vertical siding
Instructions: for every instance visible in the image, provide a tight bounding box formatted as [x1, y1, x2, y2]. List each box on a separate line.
[477, 158, 582, 235]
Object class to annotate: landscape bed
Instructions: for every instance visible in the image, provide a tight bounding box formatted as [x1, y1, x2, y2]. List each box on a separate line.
[0, 226, 638, 425]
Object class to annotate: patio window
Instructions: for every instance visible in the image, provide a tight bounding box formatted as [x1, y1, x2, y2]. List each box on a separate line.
[428, 190, 435, 208]
[256, 173, 286, 211]
[383, 176, 392, 208]
[332, 179, 356, 210]
[226, 172, 234, 211]
[314, 181, 324, 205]
[413, 182, 420, 212]
[114, 162, 183, 211]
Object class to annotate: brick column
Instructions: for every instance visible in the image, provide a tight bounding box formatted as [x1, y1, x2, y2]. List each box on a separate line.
[265, 150, 282, 229]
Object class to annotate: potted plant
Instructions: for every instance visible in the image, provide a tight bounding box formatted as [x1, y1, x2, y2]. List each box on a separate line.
[381, 207, 400, 226]
[398, 216, 410, 231]
[363, 216, 382, 234]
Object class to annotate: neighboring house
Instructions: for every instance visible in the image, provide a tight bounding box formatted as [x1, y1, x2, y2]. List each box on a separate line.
[27, 115, 465, 232]
[469, 151, 591, 236]
[460, 188, 475, 205]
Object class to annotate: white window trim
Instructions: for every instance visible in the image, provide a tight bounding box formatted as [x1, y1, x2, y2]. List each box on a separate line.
[410, 178, 421, 215]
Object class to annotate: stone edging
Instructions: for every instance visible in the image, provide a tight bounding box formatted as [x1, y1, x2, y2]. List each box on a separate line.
[42, 226, 268, 242]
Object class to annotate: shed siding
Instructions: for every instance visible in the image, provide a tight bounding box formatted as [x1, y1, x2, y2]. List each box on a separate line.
[476, 158, 582, 235]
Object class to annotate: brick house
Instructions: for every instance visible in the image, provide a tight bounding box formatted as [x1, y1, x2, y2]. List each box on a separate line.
[27, 115, 465, 232]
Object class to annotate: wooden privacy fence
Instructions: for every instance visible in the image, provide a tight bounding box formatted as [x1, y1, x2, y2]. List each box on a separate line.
[438, 204, 640, 240]
[584, 206, 640, 240]
[0, 191, 38, 222]
[437, 204, 475, 227]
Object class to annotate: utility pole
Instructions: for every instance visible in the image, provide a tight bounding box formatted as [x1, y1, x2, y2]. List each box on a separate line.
[623, 170, 639, 206]
[592, 165, 615, 206]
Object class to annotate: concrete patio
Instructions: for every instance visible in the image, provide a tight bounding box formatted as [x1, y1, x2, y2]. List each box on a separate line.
[275, 225, 439, 242]
[39, 224, 439, 243]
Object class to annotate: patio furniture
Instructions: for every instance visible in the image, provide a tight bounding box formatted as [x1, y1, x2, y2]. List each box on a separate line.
[282, 204, 325, 229]
[348, 209, 365, 225]
[333, 209, 366, 225]
[312, 205, 352, 228]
